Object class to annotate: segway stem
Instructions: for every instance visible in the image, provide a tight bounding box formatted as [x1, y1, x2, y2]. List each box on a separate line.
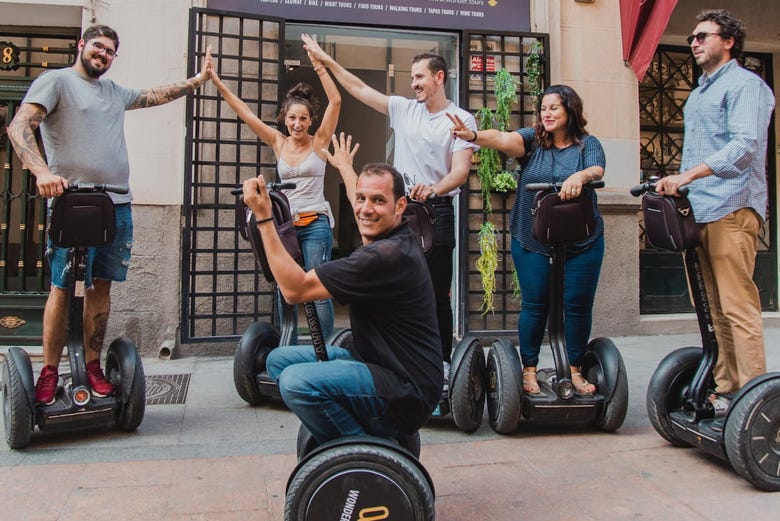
[303, 302, 328, 361]
[548, 244, 572, 384]
[631, 180, 714, 419]
[684, 247, 719, 418]
[65, 248, 89, 389]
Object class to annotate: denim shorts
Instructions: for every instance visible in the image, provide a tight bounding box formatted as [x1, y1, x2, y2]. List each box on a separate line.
[46, 203, 133, 289]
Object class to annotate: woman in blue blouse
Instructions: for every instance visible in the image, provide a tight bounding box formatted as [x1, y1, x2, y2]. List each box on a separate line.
[449, 84, 606, 396]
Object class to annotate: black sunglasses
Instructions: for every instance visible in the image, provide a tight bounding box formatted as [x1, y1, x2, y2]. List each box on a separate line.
[686, 32, 721, 46]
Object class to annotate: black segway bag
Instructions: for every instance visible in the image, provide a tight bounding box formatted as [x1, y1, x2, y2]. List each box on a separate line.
[236, 189, 302, 282]
[531, 190, 595, 245]
[48, 191, 115, 248]
[641, 191, 700, 252]
[403, 199, 436, 253]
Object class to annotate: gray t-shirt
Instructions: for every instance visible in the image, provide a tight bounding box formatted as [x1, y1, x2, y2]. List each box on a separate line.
[22, 68, 140, 203]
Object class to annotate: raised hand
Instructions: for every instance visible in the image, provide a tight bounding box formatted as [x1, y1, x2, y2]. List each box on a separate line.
[199, 45, 213, 82]
[301, 33, 333, 67]
[447, 112, 474, 142]
[323, 132, 360, 171]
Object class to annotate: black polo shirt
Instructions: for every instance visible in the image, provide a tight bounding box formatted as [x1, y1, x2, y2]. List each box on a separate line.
[315, 221, 443, 433]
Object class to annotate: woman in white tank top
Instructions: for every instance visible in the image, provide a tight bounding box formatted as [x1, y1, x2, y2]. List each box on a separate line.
[210, 35, 341, 339]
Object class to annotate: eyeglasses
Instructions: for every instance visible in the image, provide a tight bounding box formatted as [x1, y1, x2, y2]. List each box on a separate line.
[686, 32, 720, 46]
[90, 41, 117, 59]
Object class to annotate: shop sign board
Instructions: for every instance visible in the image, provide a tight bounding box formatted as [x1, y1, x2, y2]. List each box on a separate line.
[206, 0, 530, 32]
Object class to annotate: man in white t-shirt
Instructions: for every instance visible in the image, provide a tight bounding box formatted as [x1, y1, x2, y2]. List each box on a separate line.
[303, 36, 478, 388]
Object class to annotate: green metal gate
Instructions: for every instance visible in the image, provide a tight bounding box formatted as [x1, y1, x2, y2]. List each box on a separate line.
[638, 45, 776, 313]
[0, 29, 78, 345]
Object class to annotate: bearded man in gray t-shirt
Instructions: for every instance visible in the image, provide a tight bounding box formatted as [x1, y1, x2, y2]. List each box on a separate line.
[8, 25, 212, 406]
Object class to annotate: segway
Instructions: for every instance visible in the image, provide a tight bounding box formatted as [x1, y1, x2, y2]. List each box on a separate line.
[1, 184, 145, 449]
[469, 181, 629, 435]
[231, 183, 352, 405]
[398, 181, 487, 432]
[633, 178, 780, 491]
[234, 182, 436, 519]
[284, 312, 434, 521]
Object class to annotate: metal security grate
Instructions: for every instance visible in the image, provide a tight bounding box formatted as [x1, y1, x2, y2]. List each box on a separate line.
[183, 8, 284, 342]
[0, 28, 79, 346]
[145, 373, 191, 405]
[460, 31, 548, 336]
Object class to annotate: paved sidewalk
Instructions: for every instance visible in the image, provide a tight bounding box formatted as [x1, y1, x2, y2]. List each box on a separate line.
[1, 330, 779, 520]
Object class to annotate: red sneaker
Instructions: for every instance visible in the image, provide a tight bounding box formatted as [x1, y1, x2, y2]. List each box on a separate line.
[86, 360, 115, 397]
[34, 365, 59, 405]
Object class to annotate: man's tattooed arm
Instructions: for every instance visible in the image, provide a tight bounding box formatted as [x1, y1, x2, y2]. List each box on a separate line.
[128, 76, 203, 110]
[8, 103, 69, 197]
[7, 103, 49, 174]
[129, 47, 213, 110]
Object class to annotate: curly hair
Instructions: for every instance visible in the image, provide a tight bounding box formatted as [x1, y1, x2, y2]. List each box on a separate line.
[276, 82, 320, 127]
[696, 9, 746, 59]
[533, 84, 589, 150]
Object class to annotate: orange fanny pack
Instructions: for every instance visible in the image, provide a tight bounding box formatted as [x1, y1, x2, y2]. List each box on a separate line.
[293, 211, 320, 227]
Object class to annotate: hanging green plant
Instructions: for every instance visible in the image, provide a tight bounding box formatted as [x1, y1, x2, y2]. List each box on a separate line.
[511, 266, 521, 302]
[526, 40, 544, 104]
[475, 107, 500, 212]
[476, 221, 499, 314]
[494, 68, 517, 131]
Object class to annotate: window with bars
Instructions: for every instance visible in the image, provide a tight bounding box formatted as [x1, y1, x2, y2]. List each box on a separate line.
[638, 45, 776, 313]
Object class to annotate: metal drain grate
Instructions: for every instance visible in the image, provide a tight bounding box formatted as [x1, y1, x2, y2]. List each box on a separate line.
[145, 374, 191, 405]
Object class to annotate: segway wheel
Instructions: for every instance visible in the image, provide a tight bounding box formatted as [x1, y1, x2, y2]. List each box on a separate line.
[724, 375, 780, 491]
[486, 338, 523, 435]
[233, 321, 280, 405]
[646, 346, 703, 447]
[1, 347, 35, 449]
[296, 423, 319, 461]
[584, 337, 629, 432]
[450, 337, 486, 433]
[286, 442, 435, 521]
[106, 338, 146, 431]
[296, 423, 422, 461]
[325, 328, 353, 352]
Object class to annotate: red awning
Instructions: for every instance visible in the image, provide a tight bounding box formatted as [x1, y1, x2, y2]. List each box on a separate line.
[620, 0, 678, 81]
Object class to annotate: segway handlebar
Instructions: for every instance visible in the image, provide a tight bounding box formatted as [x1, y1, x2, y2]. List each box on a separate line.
[630, 179, 689, 197]
[230, 182, 296, 196]
[525, 180, 604, 192]
[66, 183, 129, 195]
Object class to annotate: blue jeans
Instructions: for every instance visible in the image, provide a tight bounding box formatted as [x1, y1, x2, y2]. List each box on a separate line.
[266, 345, 398, 444]
[277, 215, 334, 342]
[511, 235, 604, 367]
[46, 203, 133, 289]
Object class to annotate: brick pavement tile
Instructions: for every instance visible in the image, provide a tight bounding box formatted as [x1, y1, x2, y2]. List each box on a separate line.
[0, 464, 82, 521]
[166, 456, 271, 515]
[58, 484, 168, 521]
[72, 459, 174, 488]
